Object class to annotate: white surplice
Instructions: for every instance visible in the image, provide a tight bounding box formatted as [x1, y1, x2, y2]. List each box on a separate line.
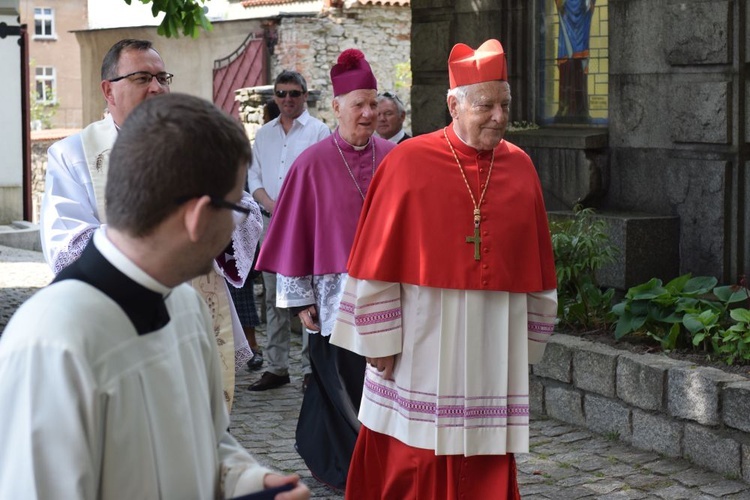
[330, 278, 557, 455]
[0, 230, 270, 499]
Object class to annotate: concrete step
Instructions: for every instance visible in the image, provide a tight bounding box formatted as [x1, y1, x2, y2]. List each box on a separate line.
[0, 221, 42, 252]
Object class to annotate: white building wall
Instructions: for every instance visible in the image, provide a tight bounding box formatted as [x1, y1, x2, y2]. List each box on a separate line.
[0, 2, 24, 223]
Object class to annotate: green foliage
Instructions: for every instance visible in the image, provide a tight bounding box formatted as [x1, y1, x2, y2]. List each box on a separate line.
[549, 207, 617, 330]
[125, 0, 213, 38]
[394, 62, 412, 92]
[30, 88, 59, 130]
[612, 275, 750, 364]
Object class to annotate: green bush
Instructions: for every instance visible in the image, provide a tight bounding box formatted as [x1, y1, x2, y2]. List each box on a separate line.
[612, 274, 750, 364]
[549, 207, 617, 331]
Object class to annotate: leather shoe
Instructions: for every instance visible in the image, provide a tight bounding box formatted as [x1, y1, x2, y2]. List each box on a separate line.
[248, 371, 290, 391]
[302, 373, 312, 393]
[246, 351, 263, 372]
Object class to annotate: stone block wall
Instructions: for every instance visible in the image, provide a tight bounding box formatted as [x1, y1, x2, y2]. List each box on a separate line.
[532, 334, 750, 480]
[267, 4, 411, 129]
[606, 0, 748, 283]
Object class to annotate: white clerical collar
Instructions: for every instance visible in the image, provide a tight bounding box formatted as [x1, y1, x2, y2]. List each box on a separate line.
[337, 130, 370, 151]
[93, 228, 172, 296]
[384, 129, 406, 143]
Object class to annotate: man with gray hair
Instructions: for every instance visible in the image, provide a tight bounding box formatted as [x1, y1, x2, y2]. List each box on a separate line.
[375, 91, 410, 143]
[331, 39, 558, 499]
[247, 70, 330, 391]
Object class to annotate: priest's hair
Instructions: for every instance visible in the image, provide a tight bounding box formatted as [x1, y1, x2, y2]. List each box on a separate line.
[105, 93, 252, 237]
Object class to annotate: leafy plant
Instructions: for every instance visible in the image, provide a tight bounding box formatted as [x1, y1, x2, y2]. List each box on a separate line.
[549, 207, 617, 330]
[612, 274, 750, 363]
[125, 0, 213, 38]
[30, 88, 59, 130]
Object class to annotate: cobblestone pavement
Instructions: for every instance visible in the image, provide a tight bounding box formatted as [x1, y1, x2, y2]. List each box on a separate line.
[3, 245, 750, 499]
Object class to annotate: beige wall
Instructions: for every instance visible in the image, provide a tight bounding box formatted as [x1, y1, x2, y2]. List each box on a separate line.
[75, 18, 264, 126]
[20, 0, 87, 128]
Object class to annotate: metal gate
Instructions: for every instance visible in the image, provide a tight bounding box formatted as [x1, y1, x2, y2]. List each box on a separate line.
[213, 33, 268, 119]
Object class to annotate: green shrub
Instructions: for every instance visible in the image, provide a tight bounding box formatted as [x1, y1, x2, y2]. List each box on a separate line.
[549, 207, 617, 330]
[612, 274, 750, 363]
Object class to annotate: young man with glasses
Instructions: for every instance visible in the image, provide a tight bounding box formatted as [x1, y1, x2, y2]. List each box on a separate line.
[376, 91, 411, 143]
[0, 93, 309, 500]
[247, 70, 330, 391]
[40, 39, 261, 411]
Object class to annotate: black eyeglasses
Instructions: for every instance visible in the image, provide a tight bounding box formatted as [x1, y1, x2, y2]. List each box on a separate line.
[275, 89, 304, 98]
[109, 71, 174, 86]
[379, 91, 403, 104]
[176, 195, 250, 226]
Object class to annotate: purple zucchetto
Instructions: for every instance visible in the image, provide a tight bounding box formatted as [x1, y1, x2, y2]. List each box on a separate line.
[330, 49, 377, 97]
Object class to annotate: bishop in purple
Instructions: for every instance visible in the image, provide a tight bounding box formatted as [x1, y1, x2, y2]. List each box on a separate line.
[255, 49, 396, 490]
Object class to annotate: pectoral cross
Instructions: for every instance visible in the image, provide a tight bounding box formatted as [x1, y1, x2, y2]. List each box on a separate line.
[465, 209, 482, 261]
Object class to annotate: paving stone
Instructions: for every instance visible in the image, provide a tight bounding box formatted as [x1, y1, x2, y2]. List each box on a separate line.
[699, 480, 749, 496]
[672, 468, 727, 487]
[653, 484, 706, 499]
[642, 458, 692, 476]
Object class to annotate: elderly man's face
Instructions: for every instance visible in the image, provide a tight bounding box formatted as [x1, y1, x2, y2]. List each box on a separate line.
[376, 98, 404, 140]
[333, 89, 378, 146]
[101, 48, 170, 126]
[448, 80, 511, 151]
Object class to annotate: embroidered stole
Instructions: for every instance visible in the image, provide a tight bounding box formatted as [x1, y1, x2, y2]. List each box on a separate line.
[192, 268, 236, 412]
[81, 114, 118, 224]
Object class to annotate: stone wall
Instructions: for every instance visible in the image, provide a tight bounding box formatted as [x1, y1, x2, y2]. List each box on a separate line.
[533, 334, 750, 481]
[264, 4, 412, 129]
[605, 0, 748, 283]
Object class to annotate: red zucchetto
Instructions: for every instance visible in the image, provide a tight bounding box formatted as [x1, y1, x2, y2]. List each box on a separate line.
[448, 39, 508, 89]
[330, 48, 378, 96]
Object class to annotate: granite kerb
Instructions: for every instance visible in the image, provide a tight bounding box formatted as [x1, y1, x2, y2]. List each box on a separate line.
[531, 333, 750, 482]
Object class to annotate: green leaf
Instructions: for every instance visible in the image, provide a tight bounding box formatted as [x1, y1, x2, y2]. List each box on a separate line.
[664, 323, 681, 350]
[664, 274, 691, 294]
[730, 308, 750, 323]
[625, 278, 664, 300]
[683, 313, 706, 334]
[683, 276, 718, 295]
[714, 286, 750, 304]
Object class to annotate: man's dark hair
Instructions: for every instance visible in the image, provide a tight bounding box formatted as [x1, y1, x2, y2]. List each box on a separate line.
[274, 70, 307, 93]
[106, 93, 251, 236]
[101, 39, 156, 81]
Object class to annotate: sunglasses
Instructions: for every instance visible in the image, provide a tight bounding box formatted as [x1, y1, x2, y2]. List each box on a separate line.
[275, 90, 304, 98]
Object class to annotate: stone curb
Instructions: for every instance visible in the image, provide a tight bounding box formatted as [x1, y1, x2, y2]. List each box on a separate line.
[532, 333, 750, 482]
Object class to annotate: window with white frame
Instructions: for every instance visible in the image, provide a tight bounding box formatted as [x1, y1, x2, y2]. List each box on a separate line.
[35, 66, 56, 104]
[34, 7, 55, 38]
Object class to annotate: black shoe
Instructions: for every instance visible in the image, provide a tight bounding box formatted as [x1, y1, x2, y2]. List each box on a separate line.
[246, 351, 263, 372]
[248, 371, 290, 391]
[302, 373, 312, 393]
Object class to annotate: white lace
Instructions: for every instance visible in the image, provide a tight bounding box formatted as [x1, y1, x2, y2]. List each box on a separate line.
[226, 193, 263, 287]
[277, 273, 347, 337]
[52, 227, 96, 274]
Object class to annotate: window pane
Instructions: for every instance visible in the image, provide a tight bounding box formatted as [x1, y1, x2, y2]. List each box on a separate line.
[538, 0, 608, 125]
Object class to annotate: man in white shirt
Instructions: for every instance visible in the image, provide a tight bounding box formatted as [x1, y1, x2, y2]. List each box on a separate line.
[247, 70, 330, 391]
[0, 93, 309, 500]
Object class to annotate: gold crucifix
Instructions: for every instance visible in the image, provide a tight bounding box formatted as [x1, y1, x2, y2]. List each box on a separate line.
[465, 209, 482, 261]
